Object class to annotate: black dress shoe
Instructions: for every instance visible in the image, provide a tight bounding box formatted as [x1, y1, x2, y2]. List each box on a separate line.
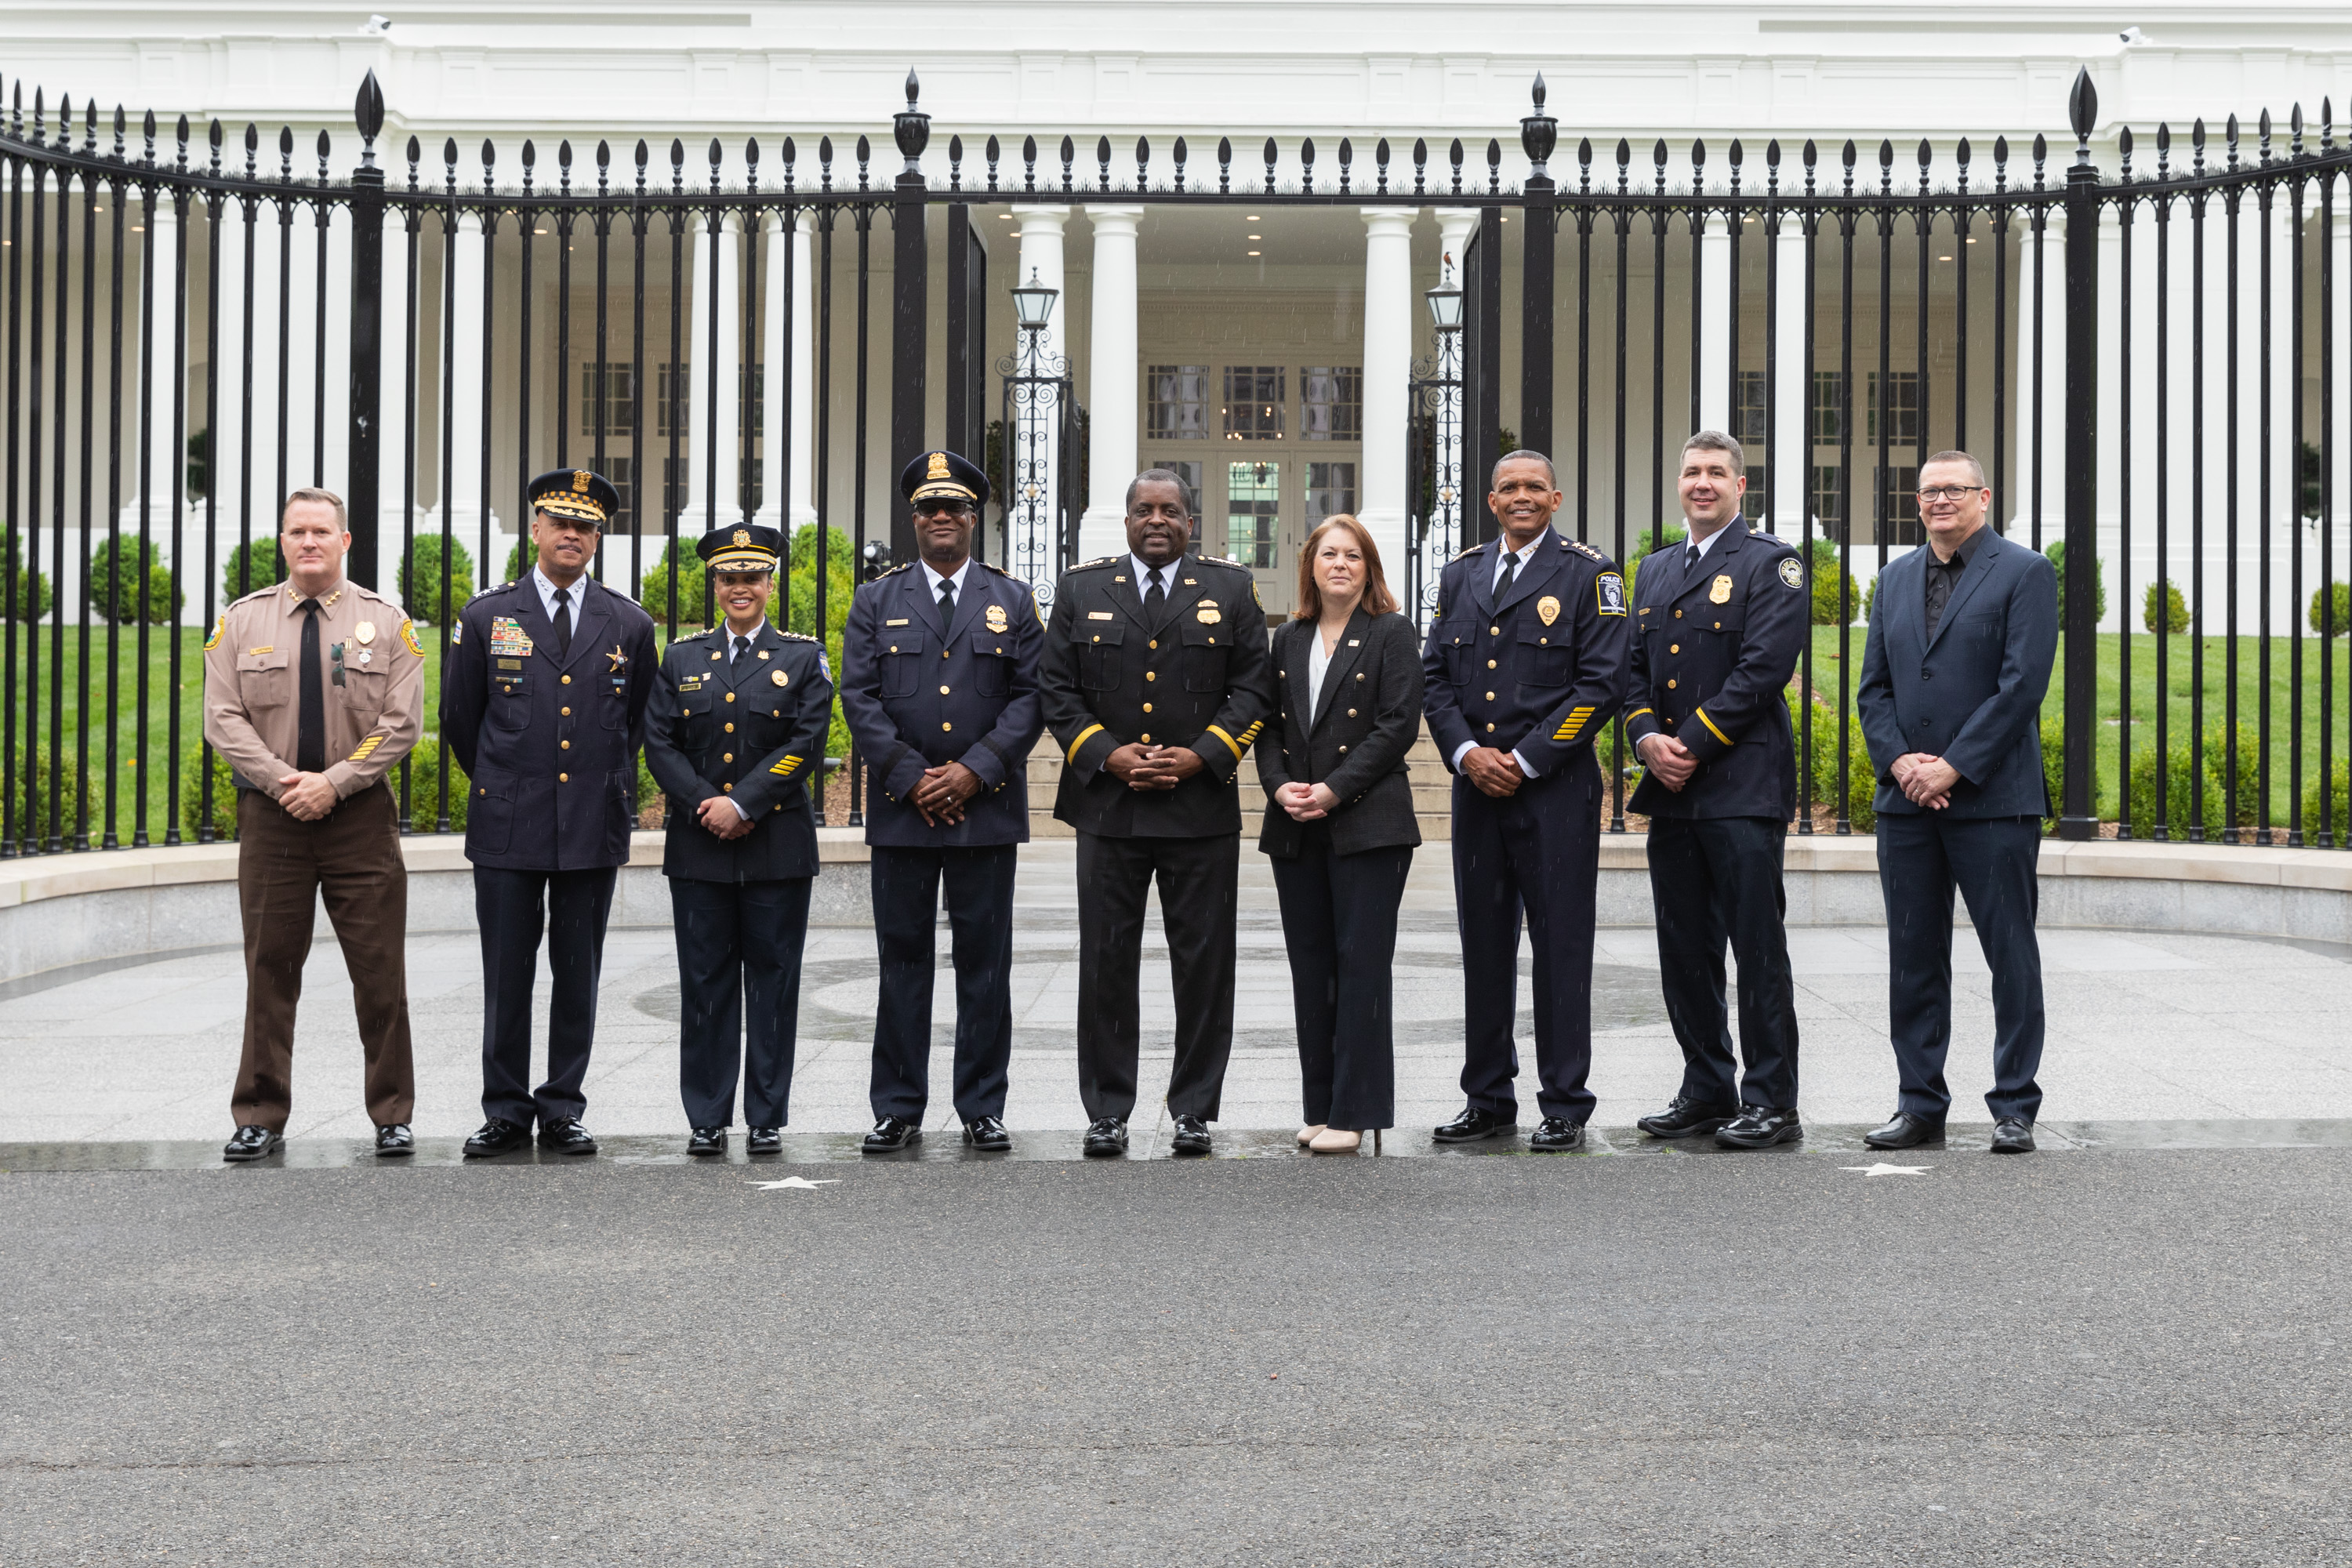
[1990, 1118, 2036, 1154]
[1432, 1106, 1515, 1143]
[746, 1127, 783, 1156]
[463, 1118, 531, 1158]
[537, 1117, 598, 1156]
[373, 1123, 414, 1157]
[1636, 1096, 1737, 1139]
[1529, 1117, 1586, 1151]
[222, 1125, 282, 1163]
[862, 1116, 922, 1152]
[1082, 1117, 1128, 1157]
[687, 1126, 728, 1156]
[1715, 1105, 1803, 1149]
[1169, 1114, 1212, 1156]
[1864, 1112, 1946, 1151]
[962, 1116, 1012, 1152]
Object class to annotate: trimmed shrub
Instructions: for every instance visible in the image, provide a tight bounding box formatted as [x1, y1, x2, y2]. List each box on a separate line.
[177, 744, 241, 842]
[1805, 538, 1858, 627]
[396, 535, 476, 623]
[2311, 580, 2350, 639]
[6, 743, 100, 847]
[1801, 702, 1875, 833]
[220, 537, 286, 603]
[1624, 522, 1688, 601]
[2304, 761, 2351, 843]
[87, 535, 183, 626]
[397, 735, 470, 833]
[2, 528, 52, 622]
[637, 538, 710, 628]
[2124, 724, 2263, 840]
[2143, 577, 2189, 635]
[2045, 539, 2107, 626]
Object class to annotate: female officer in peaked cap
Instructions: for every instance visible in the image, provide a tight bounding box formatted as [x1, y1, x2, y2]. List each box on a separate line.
[641, 521, 834, 1156]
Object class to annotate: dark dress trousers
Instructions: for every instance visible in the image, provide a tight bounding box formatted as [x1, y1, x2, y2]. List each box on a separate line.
[1857, 524, 2059, 1123]
[443, 573, 659, 1129]
[1038, 551, 1278, 1123]
[1256, 608, 1423, 1132]
[1622, 519, 1808, 1112]
[1422, 531, 1632, 1124]
[641, 622, 833, 1130]
[838, 560, 1044, 1124]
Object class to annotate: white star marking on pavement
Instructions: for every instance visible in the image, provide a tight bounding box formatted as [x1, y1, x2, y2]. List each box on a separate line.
[1839, 1163, 1933, 1176]
[746, 1176, 841, 1191]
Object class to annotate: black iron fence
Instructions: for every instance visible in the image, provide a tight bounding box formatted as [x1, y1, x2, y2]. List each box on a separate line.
[0, 65, 2346, 852]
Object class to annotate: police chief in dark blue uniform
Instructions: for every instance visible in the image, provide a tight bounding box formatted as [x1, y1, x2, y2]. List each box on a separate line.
[1422, 450, 1631, 1151]
[1622, 431, 1809, 1150]
[641, 524, 835, 1158]
[442, 468, 659, 1158]
[838, 450, 1044, 1155]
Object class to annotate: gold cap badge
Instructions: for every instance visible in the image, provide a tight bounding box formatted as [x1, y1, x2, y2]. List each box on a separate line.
[733, 529, 750, 547]
[573, 470, 590, 494]
[1536, 594, 1561, 626]
[927, 451, 950, 480]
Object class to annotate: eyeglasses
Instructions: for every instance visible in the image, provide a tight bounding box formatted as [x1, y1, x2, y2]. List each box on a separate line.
[1915, 485, 1986, 503]
[913, 499, 975, 519]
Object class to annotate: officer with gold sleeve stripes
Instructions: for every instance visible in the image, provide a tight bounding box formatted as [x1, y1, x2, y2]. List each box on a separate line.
[641, 522, 834, 1157]
[1037, 467, 1277, 1157]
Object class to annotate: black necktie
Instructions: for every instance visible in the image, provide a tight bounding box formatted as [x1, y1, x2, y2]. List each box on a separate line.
[296, 600, 325, 775]
[732, 633, 750, 665]
[552, 586, 573, 658]
[938, 578, 956, 621]
[1497, 554, 1518, 597]
[1684, 543, 1700, 573]
[1145, 568, 1166, 615]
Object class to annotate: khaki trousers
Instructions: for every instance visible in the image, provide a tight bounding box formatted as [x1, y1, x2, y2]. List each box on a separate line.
[231, 782, 416, 1131]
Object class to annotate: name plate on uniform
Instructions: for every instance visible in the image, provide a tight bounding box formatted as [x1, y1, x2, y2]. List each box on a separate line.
[678, 674, 706, 691]
[489, 616, 534, 656]
[886, 618, 910, 627]
[1087, 611, 1114, 620]
[496, 658, 523, 670]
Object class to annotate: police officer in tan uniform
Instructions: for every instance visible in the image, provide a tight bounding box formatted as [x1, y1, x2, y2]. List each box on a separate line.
[202, 486, 425, 1162]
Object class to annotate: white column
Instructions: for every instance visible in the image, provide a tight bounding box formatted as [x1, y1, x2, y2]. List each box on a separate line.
[376, 207, 414, 558]
[127, 205, 183, 547]
[2262, 198, 2295, 636]
[2095, 204, 2125, 630]
[2336, 211, 2352, 606]
[683, 213, 743, 532]
[1011, 205, 1069, 583]
[318, 208, 352, 506]
[1358, 206, 1417, 581]
[2011, 210, 2065, 543]
[752, 210, 808, 538]
[441, 211, 492, 538]
[209, 209, 250, 575]
[1697, 209, 1733, 434]
[789, 211, 817, 532]
[1771, 213, 1808, 537]
[1077, 205, 1142, 561]
[281, 212, 320, 493]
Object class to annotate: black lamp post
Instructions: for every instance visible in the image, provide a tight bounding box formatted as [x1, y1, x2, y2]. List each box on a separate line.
[998, 268, 1077, 608]
[1405, 257, 1468, 626]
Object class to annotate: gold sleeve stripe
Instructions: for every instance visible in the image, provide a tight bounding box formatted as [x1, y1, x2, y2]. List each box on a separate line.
[347, 736, 384, 761]
[1238, 720, 1264, 744]
[1552, 705, 1597, 743]
[769, 754, 804, 777]
[1207, 724, 1244, 760]
[1627, 707, 1655, 721]
[1066, 724, 1106, 766]
[1694, 707, 1733, 746]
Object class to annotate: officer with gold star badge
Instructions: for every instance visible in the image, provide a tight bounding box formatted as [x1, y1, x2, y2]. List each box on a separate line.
[641, 522, 834, 1157]
[441, 467, 659, 1159]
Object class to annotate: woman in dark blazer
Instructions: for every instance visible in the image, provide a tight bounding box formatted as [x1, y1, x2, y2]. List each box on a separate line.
[1258, 515, 1425, 1152]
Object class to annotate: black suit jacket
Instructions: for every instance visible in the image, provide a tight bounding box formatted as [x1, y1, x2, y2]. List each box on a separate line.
[1623, 519, 1807, 820]
[441, 574, 659, 872]
[1857, 526, 2059, 818]
[1037, 552, 1277, 838]
[1255, 609, 1424, 858]
[641, 622, 834, 881]
[837, 559, 1044, 848]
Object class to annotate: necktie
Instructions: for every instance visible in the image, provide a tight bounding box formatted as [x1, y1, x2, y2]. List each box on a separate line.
[1145, 568, 1166, 615]
[296, 600, 325, 775]
[552, 586, 573, 658]
[732, 633, 750, 665]
[1497, 553, 1518, 597]
[1684, 543, 1700, 573]
[938, 578, 956, 621]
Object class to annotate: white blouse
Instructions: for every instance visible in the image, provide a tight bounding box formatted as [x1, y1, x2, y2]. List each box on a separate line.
[1306, 628, 1332, 724]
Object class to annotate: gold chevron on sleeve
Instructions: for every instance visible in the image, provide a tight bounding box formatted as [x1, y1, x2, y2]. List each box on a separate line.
[1552, 705, 1598, 743]
[768, 754, 804, 778]
[347, 735, 384, 762]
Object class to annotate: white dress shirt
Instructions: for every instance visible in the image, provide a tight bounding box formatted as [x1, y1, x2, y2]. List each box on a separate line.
[530, 564, 585, 628]
[1306, 627, 1332, 725]
[920, 556, 973, 612]
[1128, 554, 1178, 602]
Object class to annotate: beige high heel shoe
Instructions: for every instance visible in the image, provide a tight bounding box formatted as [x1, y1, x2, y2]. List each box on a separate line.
[1308, 1127, 1361, 1154]
[1297, 1124, 1327, 1147]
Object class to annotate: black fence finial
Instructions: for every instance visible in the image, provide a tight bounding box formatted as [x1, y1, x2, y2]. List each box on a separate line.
[1521, 72, 1556, 181]
[354, 69, 385, 169]
[893, 67, 929, 180]
[2069, 66, 2098, 165]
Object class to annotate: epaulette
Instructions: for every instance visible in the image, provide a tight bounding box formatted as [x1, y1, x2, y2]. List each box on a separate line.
[878, 561, 915, 577]
[982, 560, 1015, 576]
[469, 581, 513, 601]
[1201, 554, 1253, 571]
[1070, 555, 1120, 570]
[778, 630, 820, 643]
[228, 584, 280, 608]
[1453, 543, 1485, 560]
[1564, 538, 1609, 563]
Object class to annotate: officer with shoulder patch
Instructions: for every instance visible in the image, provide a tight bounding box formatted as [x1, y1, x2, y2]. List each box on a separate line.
[1422, 449, 1632, 1152]
[641, 523, 834, 1158]
[838, 449, 1043, 1155]
[1623, 431, 1808, 1150]
[441, 468, 659, 1159]
[1037, 467, 1277, 1158]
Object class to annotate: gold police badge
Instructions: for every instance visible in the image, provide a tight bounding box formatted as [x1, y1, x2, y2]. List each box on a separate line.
[1536, 594, 1561, 626]
[985, 602, 1009, 633]
[1711, 573, 1734, 604]
[771, 668, 789, 687]
[353, 620, 377, 645]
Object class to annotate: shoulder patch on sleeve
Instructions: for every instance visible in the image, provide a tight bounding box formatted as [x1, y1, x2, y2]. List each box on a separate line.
[201, 614, 224, 652]
[399, 619, 425, 656]
[1595, 572, 1628, 616]
[1778, 556, 1805, 590]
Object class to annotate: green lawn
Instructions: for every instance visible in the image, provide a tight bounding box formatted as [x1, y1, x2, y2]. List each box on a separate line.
[1795, 625, 2352, 828]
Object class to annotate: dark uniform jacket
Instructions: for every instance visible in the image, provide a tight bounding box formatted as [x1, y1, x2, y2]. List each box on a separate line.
[641, 622, 834, 881]
[1421, 530, 1632, 779]
[1622, 518, 1807, 820]
[1857, 526, 2058, 819]
[442, 574, 659, 872]
[1255, 608, 1425, 859]
[1038, 552, 1278, 838]
[838, 559, 1044, 848]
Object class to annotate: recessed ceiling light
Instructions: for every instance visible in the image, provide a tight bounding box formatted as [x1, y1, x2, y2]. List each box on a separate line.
[1939, 254, 1954, 261]
[1247, 233, 1261, 239]
[1247, 249, 1261, 256]
[534, 227, 548, 234]
[1965, 237, 1978, 244]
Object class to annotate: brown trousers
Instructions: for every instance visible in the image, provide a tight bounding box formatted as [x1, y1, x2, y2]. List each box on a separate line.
[232, 782, 416, 1131]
